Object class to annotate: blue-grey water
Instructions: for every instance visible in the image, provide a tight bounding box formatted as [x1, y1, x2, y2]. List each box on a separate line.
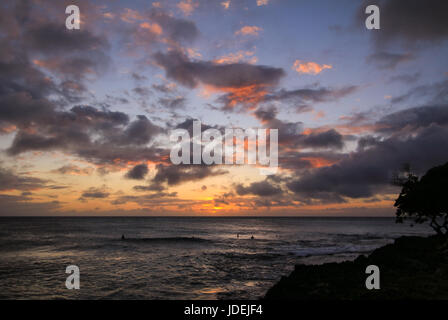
[0, 217, 432, 299]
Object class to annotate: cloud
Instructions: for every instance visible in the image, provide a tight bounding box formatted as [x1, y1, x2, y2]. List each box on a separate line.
[358, 0, 448, 47]
[148, 9, 199, 43]
[279, 151, 345, 171]
[80, 187, 110, 199]
[221, 1, 231, 10]
[52, 165, 94, 176]
[252, 106, 344, 151]
[235, 180, 282, 197]
[388, 72, 420, 84]
[158, 97, 186, 109]
[22, 20, 110, 82]
[25, 22, 108, 54]
[213, 50, 257, 65]
[177, 1, 198, 16]
[111, 191, 178, 206]
[117, 115, 164, 146]
[120, 8, 144, 23]
[366, 52, 414, 69]
[298, 129, 344, 150]
[120, 8, 199, 53]
[0, 167, 47, 191]
[139, 22, 163, 35]
[154, 50, 284, 111]
[292, 60, 332, 75]
[125, 164, 149, 180]
[154, 50, 284, 89]
[263, 85, 358, 112]
[376, 104, 448, 134]
[389, 79, 448, 105]
[1, 95, 166, 165]
[235, 26, 262, 36]
[151, 164, 228, 186]
[254, 106, 278, 123]
[288, 124, 448, 202]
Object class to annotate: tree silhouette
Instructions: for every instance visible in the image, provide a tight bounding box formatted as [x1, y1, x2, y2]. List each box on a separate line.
[394, 162, 448, 235]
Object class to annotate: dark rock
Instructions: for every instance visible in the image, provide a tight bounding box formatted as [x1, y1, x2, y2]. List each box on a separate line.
[264, 235, 448, 300]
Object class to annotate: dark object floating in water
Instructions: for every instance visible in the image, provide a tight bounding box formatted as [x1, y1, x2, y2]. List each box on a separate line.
[251, 235, 255, 240]
[121, 234, 125, 240]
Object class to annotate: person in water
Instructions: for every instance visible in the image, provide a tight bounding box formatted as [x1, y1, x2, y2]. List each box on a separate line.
[251, 235, 254, 240]
[121, 234, 125, 240]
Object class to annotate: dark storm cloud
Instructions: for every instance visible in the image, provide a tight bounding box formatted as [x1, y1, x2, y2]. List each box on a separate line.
[264, 86, 358, 111]
[0, 167, 47, 191]
[24, 22, 108, 54]
[36, 55, 109, 81]
[0, 92, 55, 127]
[279, 151, 347, 171]
[2, 97, 166, 164]
[2, 98, 146, 157]
[170, 117, 224, 138]
[121, 8, 199, 63]
[125, 164, 149, 180]
[0, 1, 110, 101]
[0, 1, 111, 117]
[118, 115, 164, 146]
[151, 164, 228, 186]
[75, 144, 168, 166]
[133, 86, 152, 98]
[153, 50, 285, 89]
[158, 97, 186, 109]
[8, 132, 70, 155]
[388, 72, 421, 84]
[272, 120, 304, 146]
[80, 187, 110, 199]
[131, 72, 148, 82]
[22, 18, 109, 81]
[288, 124, 448, 201]
[389, 80, 448, 105]
[299, 129, 344, 150]
[0, 2, 172, 180]
[148, 9, 199, 43]
[254, 106, 277, 123]
[376, 104, 448, 133]
[235, 180, 282, 197]
[366, 52, 414, 69]
[70, 105, 130, 126]
[358, 0, 448, 46]
[253, 106, 305, 146]
[0, 45, 58, 99]
[52, 164, 94, 176]
[152, 83, 175, 93]
[253, 107, 343, 150]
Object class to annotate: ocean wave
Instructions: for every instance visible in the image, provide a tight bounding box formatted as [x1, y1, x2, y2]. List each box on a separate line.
[291, 244, 381, 257]
[119, 236, 212, 244]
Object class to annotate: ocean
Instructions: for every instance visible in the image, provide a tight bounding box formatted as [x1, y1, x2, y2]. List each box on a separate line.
[0, 217, 432, 300]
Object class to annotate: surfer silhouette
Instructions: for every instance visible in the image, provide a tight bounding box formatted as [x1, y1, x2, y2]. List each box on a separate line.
[121, 234, 125, 240]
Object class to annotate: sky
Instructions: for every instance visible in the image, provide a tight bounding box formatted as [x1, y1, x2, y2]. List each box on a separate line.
[0, 0, 447, 216]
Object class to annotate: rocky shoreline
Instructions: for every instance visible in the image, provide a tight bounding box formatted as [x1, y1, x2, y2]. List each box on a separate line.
[264, 235, 448, 299]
